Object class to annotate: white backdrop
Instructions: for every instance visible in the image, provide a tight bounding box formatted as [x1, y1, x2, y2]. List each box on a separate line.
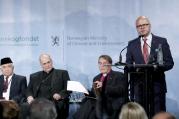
[0, 0, 179, 117]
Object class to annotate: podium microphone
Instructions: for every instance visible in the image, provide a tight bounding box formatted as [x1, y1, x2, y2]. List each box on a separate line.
[114, 46, 128, 66]
[142, 37, 151, 48]
[157, 44, 163, 65]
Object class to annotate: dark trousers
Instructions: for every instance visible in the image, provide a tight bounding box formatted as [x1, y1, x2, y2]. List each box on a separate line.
[54, 100, 69, 119]
[132, 82, 166, 117]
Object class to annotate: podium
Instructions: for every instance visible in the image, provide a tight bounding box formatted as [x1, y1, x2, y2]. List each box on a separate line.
[125, 64, 159, 119]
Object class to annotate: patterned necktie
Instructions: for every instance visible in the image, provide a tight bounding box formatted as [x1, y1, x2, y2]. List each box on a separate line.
[143, 38, 149, 64]
[3, 76, 9, 92]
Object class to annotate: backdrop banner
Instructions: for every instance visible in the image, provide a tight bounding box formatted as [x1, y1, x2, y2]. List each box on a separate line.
[0, 0, 178, 118]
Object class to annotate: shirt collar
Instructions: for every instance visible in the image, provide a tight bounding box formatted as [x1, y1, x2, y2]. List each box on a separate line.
[4, 74, 13, 81]
[101, 69, 112, 77]
[43, 68, 54, 75]
[140, 33, 152, 47]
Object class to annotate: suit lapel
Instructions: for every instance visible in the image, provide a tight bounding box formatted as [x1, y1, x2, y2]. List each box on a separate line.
[0, 75, 4, 96]
[135, 38, 145, 63]
[151, 35, 158, 54]
[34, 72, 44, 97]
[50, 69, 57, 89]
[106, 71, 114, 85]
[95, 74, 102, 82]
[0, 75, 4, 88]
[10, 74, 16, 98]
[149, 35, 158, 61]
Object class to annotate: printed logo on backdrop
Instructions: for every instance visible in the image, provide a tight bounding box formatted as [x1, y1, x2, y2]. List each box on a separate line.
[51, 36, 60, 46]
[0, 36, 39, 46]
[50, 33, 125, 47]
[66, 35, 124, 47]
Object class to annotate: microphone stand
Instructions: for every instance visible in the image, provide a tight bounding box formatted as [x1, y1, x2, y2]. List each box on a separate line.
[104, 63, 125, 70]
[111, 46, 128, 69]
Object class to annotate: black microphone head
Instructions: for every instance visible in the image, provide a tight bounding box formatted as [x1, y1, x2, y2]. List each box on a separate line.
[148, 54, 156, 64]
[119, 46, 128, 63]
[114, 45, 128, 66]
[119, 53, 122, 63]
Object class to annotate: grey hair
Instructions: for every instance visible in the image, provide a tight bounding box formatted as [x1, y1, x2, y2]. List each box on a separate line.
[29, 98, 57, 119]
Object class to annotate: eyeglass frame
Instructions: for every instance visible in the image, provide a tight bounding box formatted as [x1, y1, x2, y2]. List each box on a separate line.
[136, 23, 150, 28]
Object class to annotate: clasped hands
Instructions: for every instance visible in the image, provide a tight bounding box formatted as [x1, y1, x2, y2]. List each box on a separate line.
[93, 81, 103, 89]
[27, 93, 63, 104]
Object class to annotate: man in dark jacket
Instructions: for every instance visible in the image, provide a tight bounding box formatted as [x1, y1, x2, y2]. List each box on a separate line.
[26, 54, 71, 119]
[126, 16, 174, 116]
[74, 55, 128, 119]
[0, 57, 27, 104]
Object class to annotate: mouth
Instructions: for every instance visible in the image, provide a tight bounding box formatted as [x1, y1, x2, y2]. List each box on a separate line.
[140, 30, 147, 35]
[141, 29, 146, 33]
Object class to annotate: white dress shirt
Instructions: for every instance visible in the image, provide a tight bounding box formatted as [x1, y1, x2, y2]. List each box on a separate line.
[3, 75, 13, 100]
[140, 33, 152, 55]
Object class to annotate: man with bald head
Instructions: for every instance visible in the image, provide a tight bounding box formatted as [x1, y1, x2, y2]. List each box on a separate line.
[153, 112, 176, 119]
[26, 54, 71, 119]
[126, 16, 174, 116]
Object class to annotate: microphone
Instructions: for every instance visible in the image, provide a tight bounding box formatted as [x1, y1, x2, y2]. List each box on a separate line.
[103, 64, 124, 70]
[103, 64, 121, 66]
[157, 44, 163, 65]
[119, 46, 128, 63]
[114, 46, 128, 66]
[142, 37, 163, 65]
[103, 64, 113, 66]
[142, 37, 151, 48]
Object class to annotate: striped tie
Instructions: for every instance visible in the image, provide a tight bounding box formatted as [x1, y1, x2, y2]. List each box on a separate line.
[143, 38, 149, 64]
[3, 76, 9, 92]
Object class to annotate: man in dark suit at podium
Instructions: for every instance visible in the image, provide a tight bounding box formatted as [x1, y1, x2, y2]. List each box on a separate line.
[0, 57, 27, 104]
[126, 16, 174, 116]
[26, 54, 71, 119]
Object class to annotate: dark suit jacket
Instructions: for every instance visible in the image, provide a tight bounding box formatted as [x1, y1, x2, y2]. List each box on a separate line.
[0, 74, 27, 104]
[126, 34, 174, 93]
[92, 70, 128, 119]
[26, 68, 71, 119]
[92, 70, 128, 110]
[26, 68, 70, 99]
[74, 70, 128, 119]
